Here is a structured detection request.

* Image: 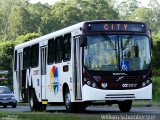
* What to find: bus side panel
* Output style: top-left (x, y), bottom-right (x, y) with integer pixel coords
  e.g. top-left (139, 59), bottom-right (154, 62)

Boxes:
top-left (13, 71), bottom-right (19, 101)
top-left (30, 67), bottom-right (41, 102)
top-left (46, 62), bottom-right (73, 103)
top-left (46, 64), bottom-right (62, 102)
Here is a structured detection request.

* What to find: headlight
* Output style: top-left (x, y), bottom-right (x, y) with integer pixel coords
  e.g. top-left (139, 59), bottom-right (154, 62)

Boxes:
top-left (101, 83), bottom-right (108, 88)
top-left (92, 83), bottom-right (96, 88)
top-left (87, 81), bottom-right (92, 86)
top-left (11, 97), bottom-right (15, 99)
top-left (142, 82), bottom-right (146, 87)
top-left (146, 79), bottom-right (150, 84)
top-left (142, 79), bottom-right (151, 87)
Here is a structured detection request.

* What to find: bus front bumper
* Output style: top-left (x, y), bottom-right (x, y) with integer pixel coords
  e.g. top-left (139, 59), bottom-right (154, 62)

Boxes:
top-left (82, 84), bottom-right (152, 101)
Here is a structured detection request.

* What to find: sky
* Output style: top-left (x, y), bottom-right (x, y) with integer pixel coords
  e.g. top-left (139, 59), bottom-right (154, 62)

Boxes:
top-left (29, 0), bottom-right (160, 6)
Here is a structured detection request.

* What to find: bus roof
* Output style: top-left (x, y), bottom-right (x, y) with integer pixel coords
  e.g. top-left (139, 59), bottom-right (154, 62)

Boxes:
top-left (14, 21), bottom-right (85, 50)
top-left (14, 20), bottom-right (147, 50)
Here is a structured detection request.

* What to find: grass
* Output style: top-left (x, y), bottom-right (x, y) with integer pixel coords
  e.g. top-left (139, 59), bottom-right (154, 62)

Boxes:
top-left (0, 101), bottom-right (160, 120)
top-left (133, 100), bottom-right (160, 107)
top-left (152, 77), bottom-right (160, 101)
top-left (0, 112), bottom-right (101, 120)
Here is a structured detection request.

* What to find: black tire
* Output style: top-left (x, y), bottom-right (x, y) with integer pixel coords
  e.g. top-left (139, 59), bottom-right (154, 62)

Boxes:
top-left (12, 103), bottom-right (17, 108)
top-left (118, 100), bottom-right (132, 112)
top-left (29, 89), bottom-right (43, 111)
top-left (64, 87), bottom-right (86, 113)
top-left (64, 87), bottom-right (76, 113)
top-left (3, 105), bottom-right (7, 108)
top-left (41, 104), bottom-right (47, 111)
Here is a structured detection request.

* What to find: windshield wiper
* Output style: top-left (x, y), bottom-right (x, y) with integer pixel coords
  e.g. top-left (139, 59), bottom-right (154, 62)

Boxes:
top-left (102, 35), bottom-right (116, 49)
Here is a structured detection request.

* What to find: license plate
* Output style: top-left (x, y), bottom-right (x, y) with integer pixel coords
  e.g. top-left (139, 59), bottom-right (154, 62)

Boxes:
top-left (3, 101), bottom-right (8, 104)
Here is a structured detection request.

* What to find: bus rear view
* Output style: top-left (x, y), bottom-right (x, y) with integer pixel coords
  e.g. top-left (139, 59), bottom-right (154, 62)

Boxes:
top-left (81, 21), bottom-right (152, 112)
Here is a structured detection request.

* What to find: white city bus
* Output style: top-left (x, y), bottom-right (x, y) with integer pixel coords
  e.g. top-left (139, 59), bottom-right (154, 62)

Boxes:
top-left (13, 20), bottom-right (152, 112)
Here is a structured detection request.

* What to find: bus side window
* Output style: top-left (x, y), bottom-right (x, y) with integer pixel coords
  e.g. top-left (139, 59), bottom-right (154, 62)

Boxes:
top-left (23, 46), bottom-right (31, 69)
top-left (48, 38), bottom-right (55, 64)
top-left (55, 36), bottom-right (63, 63)
top-left (31, 44), bottom-right (39, 68)
top-left (63, 34), bottom-right (71, 62)
top-left (14, 50), bottom-right (17, 71)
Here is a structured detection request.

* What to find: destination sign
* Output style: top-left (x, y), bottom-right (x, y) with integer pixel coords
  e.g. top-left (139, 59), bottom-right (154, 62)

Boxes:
top-left (87, 22), bottom-right (146, 32)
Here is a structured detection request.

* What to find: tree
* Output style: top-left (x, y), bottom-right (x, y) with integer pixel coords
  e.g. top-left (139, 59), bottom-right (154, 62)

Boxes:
top-left (148, 0), bottom-right (160, 32)
top-left (50, 0), bottom-right (119, 30)
top-left (27, 3), bottom-right (52, 35)
top-left (7, 6), bottom-right (31, 40)
top-left (152, 30), bottom-right (160, 68)
top-left (15, 32), bottom-right (41, 44)
top-left (0, 0), bottom-right (29, 40)
top-left (117, 0), bottom-right (139, 19)
top-left (0, 32), bottom-right (40, 84)
top-left (127, 7), bottom-right (153, 28)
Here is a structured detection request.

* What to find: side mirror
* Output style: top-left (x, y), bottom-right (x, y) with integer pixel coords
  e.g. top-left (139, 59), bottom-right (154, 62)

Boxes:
top-left (80, 35), bottom-right (87, 47)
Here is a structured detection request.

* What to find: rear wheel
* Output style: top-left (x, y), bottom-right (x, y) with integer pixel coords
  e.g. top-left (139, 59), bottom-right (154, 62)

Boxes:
top-left (118, 100), bottom-right (132, 112)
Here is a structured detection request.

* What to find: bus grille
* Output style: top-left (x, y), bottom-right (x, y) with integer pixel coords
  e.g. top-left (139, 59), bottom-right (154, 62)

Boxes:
top-left (102, 76), bottom-right (140, 82)
top-left (105, 94), bottom-right (135, 99)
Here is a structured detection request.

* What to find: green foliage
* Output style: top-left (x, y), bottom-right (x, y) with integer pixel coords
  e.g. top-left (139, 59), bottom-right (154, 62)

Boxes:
top-left (152, 31), bottom-right (160, 68)
top-left (152, 77), bottom-right (160, 101)
top-left (7, 6), bottom-right (31, 39)
top-left (27, 3), bottom-right (52, 34)
top-left (0, 40), bottom-right (15, 69)
top-left (127, 8), bottom-right (153, 26)
top-left (0, 32), bottom-right (40, 84)
top-left (153, 69), bottom-right (160, 77)
top-left (51, 0), bottom-right (119, 30)
top-left (15, 32), bottom-right (41, 44)
top-left (0, 0), bottom-right (29, 40)
top-left (117, 0), bottom-right (139, 19)
top-left (0, 113), bottom-right (99, 120)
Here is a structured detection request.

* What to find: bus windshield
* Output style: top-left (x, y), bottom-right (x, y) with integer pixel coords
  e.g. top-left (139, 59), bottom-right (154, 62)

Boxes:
top-left (84, 35), bottom-right (151, 71)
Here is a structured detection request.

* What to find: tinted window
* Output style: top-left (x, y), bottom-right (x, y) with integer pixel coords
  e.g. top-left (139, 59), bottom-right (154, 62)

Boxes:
top-left (55, 36), bottom-right (63, 63)
top-left (23, 47), bottom-right (31, 69)
top-left (63, 34), bottom-right (71, 61)
top-left (31, 44), bottom-right (39, 67)
top-left (48, 39), bottom-right (55, 64)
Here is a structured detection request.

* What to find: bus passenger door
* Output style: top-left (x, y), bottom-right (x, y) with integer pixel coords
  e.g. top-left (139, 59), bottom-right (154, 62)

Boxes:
top-left (17, 53), bottom-right (23, 101)
top-left (40, 46), bottom-right (47, 101)
top-left (74, 36), bottom-right (82, 100)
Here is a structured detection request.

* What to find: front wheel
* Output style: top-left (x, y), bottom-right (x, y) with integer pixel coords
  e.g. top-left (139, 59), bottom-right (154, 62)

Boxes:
top-left (118, 100), bottom-right (132, 112)
top-left (29, 89), bottom-right (45, 111)
top-left (64, 87), bottom-right (75, 112)
top-left (64, 87), bottom-right (86, 113)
